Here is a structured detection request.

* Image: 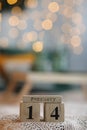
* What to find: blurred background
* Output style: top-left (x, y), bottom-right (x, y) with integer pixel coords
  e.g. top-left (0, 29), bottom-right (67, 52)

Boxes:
top-left (0, 0), bottom-right (87, 104)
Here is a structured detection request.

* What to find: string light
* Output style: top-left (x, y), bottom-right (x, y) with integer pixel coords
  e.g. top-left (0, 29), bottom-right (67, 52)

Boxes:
top-left (71, 35), bottom-right (81, 47)
top-left (48, 2), bottom-right (60, 13)
top-left (42, 19), bottom-right (53, 30)
top-left (9, 16), bottom-right (19, 26)
top-left (32, 41), bottom-right (43, 52)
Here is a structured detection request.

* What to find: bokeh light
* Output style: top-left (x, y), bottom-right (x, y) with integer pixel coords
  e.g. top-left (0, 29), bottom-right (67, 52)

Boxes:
top-left (27, 31), bottom-right (38, 42)
top-left (42, 19), bottom-right (53, 30)
top-left (63, 7), bottom-right (74, 18)
top-left (11, 6), bottom-right (22, 16)
top-left (7, 0), bottom-right (18, 5)
top-left (48, 2), bottom-right (60, 13)
top-left (32, 41), bottom-right (43, 52)
top-left (71, 35), bottom-right (81, 47)
top-left (9, 16), bottom-right (19, 26)
top-left (25, 0), bottom-right (38, 8)
top-left (23, 31), bottom-right (38, 43)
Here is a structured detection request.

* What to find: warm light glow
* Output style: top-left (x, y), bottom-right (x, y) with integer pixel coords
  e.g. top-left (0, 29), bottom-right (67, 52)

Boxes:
top-left (7, 0), bottom-right (17, 5)
top-left (9, 16), bottom-right (19, 26)
top-left (17, 20), bottom-right (27, 30)
top-left (71, 35), bottom-right (81, 47)
top-left (42, 19), bottom-right (53, 30)
top-left (23, 31), bottom-right (38, 43)
top-left (62, 23), bottom-right (72, 33)
top-left (25, 0), bottom-right (38, 8)
top-left (63, 7), bottom-right (74, 18)
top-left (72, 13), bottom-right (82, 25)
top-left (48, 2), bottom-right (60, 13)
top-left (27, 31), bottom-right (38, 42)
top-left (32, 41), bottom-right (43, 52)
top-left (9, 28), bottom-right (19, 38)
top-left (12, 6), bottom-right (22, 16)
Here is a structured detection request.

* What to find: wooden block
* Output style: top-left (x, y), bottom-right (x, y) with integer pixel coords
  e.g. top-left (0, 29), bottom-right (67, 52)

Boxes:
top-left (44, 103), bottom-right (64, 122)
top-left (23, 95), bottom-right (62, 103)
top-left (20, 102), bottom-right (40, 122)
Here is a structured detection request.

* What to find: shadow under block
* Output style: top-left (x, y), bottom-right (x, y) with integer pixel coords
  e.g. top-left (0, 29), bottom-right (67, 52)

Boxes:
top-left (20, 102), bottom-right (40, 122)
top-left (23, 95), bottom-right (62, 103)
top-left (44, 103), bottom-right (64, 122)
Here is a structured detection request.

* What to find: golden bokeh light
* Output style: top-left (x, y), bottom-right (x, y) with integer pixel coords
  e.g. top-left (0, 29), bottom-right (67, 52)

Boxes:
top-left (17, 20), bottom-right (27, 30)
top-left (48, 2), bottom-right (60, 13)
top-left (42, 19), bottom-right (53, 30)
top-left (27, 31), bottom-right (38, 42)
top-left (12, 6), bottom-right (22, 16)
top-left (62, 23), bottom-right (72, 33)
top-left (9, 16), bottom-right (19, 26)
top-left (23, 31), bottom-right (38, 43)
top-left (72, 13), bottom-right (82, 25)
top-left (32, 41), bottom-right (43, 52)
top-left (7, 0), bottom-right (17, 5)
top-left (71, 35), bottom-right (81, 47)
top-left (9, 28), bottom-right (19, 38)
top-left (25, 0), bottom-right (38, 8)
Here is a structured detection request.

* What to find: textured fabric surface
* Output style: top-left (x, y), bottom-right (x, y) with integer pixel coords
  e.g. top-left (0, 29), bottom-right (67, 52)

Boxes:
top-left (0, 103), bottom-right (87, 130)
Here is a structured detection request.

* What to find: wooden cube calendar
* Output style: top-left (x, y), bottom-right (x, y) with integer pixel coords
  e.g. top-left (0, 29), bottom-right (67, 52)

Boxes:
top-left (20, 95), bottom-right (64, 122)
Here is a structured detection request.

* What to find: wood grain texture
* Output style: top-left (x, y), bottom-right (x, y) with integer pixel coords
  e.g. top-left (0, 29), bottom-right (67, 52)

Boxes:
top-left (20, 102), bottom-right (40, 122)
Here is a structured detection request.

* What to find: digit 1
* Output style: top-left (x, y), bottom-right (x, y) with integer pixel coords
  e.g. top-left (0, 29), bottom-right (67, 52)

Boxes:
top-left (27, 106), bottom-right (33, 119)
